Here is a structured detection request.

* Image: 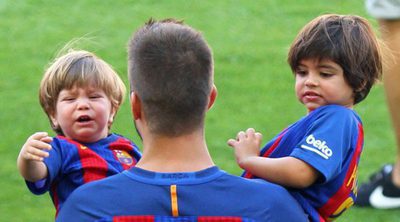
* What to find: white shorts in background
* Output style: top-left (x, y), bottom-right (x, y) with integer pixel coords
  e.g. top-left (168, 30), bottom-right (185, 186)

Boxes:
top-left (366, 0), bottom-right (400, 19)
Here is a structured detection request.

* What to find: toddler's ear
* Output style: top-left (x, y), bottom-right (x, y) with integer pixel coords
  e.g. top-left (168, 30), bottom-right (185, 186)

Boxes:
top-left (108, 115), bottom-right (114, 125)
top-left (49, 114), bottom-right (59, 129)
top-left (108, 107), bottom-right (117, 125)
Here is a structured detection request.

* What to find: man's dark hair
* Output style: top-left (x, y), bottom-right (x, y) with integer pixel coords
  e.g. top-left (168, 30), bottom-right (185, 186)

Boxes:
top-left (288, 14), bottom-right (382, 104)
top-left (128, 18), bottom-right (213, 136)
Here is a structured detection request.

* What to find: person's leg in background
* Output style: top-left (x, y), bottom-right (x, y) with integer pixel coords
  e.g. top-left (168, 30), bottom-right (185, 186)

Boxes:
top-left (356, 0), bottom-right (400, 209)
top-left (381, 19), bottom-right (400, 188)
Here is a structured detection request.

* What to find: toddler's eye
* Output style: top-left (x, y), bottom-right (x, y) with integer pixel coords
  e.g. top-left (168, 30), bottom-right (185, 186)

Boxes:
top-left (62, 97), bottom-right (74, 101)
top-left (89, 94), bottom-right (102, 99)
top-left (295, 70), bottom-right (307, 76)
top-left (320, 73), bottom-right (333, 78)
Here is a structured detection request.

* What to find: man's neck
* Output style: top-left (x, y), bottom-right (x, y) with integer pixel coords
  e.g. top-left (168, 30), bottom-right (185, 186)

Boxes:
top-left (135, 130), bottom-right (215, 172)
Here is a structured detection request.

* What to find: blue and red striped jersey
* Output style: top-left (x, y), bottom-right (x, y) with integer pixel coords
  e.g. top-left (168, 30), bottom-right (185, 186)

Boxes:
top-left (56, 166), bottom-right (308, 222)
top-left (243, 105), bottom-right (363, 222)
top-left (96, 215), bottom-right (255, 222)
top-left (26, 133), bottom-right (141, 216)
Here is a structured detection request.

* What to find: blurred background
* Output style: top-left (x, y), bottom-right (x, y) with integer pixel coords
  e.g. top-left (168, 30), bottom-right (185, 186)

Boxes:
top-left (1, 0), bottom-right (397, 221)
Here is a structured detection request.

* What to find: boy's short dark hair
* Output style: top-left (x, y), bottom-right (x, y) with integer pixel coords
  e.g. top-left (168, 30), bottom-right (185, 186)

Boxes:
top-left (128, 18), bottom-right (213, 136)
top-left (288, 14), bottom-right (382, 104)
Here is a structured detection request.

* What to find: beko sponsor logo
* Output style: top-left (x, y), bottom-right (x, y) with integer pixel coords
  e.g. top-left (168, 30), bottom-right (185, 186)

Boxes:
top-left (300, 134), bottom-right (333, 159)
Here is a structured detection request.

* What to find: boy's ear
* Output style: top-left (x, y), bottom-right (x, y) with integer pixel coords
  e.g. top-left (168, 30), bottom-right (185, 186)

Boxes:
top-left (130, 92), bottom-right (142, 120)
top-left (207, 84), bottom-right (217, 110)
top-left (49, 112), bottom-right (59, 128)
top-left (108, 107), bottom-right (117, 125)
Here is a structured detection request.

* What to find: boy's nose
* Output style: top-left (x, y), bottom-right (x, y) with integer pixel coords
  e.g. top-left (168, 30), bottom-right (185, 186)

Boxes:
top-left (305, 75), bottom-right (318, 87)
top-left (76, 98), bottom-right (90, 110)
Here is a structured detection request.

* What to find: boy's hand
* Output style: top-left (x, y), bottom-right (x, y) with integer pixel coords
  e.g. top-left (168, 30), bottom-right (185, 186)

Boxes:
top-left (227, 128), bottom-right (262, 168)
top-left (19, 132), bottom-right (52, 162)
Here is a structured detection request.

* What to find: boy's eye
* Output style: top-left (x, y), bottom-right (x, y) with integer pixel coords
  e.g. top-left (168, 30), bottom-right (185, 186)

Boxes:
top-left (320, 72), bottom-right (333, 78)
top-left (295, 70), bottom-right (307, 76)
top-left (62, 97), bottom-right (74, 101)
top-left (89, 94), bottom-right (103, 99)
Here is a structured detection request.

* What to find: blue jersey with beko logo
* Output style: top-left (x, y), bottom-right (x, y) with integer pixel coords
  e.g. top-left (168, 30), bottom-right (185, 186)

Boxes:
top-left (243, 105), bottom-right (363, 222)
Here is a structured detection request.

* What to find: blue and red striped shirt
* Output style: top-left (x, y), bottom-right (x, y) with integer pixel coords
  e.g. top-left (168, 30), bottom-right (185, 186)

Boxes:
top-left (26, 133), bottom-right (141, 216)
top-left (56, 166), bottom-right (308, 221)
top-left (243, 105), bottom-right (363, 222)
top-left (96, 215), bottom-right (255, 222)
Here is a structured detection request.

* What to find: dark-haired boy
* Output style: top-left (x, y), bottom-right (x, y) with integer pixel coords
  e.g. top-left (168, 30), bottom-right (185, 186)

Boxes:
top-left (229, 14), bottom-right (382, 222)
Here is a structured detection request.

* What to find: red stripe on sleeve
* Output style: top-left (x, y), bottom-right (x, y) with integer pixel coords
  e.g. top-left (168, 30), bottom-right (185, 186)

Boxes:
top-left (243, 131), bottom-right (287, 179)
top-left (317, 123), bottom-right (364, 220)
top-left (113, 215), bottom-right (155, 222)
top-left (261, 130), bottom-right (287, 158)
top-left (51, 182), bottom-right (60, 218)
top-left (198, 216), bottom-right (243, 221)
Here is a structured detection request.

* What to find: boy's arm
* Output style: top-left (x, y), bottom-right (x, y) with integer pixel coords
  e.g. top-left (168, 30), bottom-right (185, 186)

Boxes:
top-left (17, 132), bottom-right (52, 182)
top-left (228, 128), bottom-right (318, 188)
top-left (240, 156), bottom-right (318, 188)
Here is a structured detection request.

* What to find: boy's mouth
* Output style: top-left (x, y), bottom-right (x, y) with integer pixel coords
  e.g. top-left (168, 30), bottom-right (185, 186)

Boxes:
top-left (303, 91), bottom-right (321, 101)
top-left (304, 91), bottom-right (319, 96)
top-left (77, 115), bottom-right (92, 122)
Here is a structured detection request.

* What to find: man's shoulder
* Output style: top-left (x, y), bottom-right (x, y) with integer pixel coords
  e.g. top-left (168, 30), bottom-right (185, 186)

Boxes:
top-left (72, 172), bottom-right (128, 196)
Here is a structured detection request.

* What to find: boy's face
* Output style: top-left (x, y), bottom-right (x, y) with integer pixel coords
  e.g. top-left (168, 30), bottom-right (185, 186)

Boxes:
top-left (294, 58), bottom-right (354, 112)
top-left (50, 85), bottom-right (115, 143)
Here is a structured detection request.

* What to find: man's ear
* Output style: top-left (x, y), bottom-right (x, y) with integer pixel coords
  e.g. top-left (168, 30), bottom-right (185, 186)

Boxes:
top-left (130, 92), bottom-right (142, 120)
top-left (207, 84), bottom-right (217, 110)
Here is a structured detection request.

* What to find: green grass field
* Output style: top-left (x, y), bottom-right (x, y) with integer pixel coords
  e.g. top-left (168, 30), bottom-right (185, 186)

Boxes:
top-left (1, 0), bottom-right (399, 221)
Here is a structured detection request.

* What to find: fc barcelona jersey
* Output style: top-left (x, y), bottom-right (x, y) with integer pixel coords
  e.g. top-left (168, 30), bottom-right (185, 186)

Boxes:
top-left (56, 166), bottom-right (308, 222)
top-left (243, 105), bottom-right (363, 222)
top-left (26, 133), bottom-right (141, 216)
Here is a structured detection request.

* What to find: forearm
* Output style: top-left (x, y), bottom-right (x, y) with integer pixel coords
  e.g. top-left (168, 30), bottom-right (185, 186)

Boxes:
top-left (240, 156), bottom-right (318, 188)
top-left (17, 156), bottom-right (48, 182)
